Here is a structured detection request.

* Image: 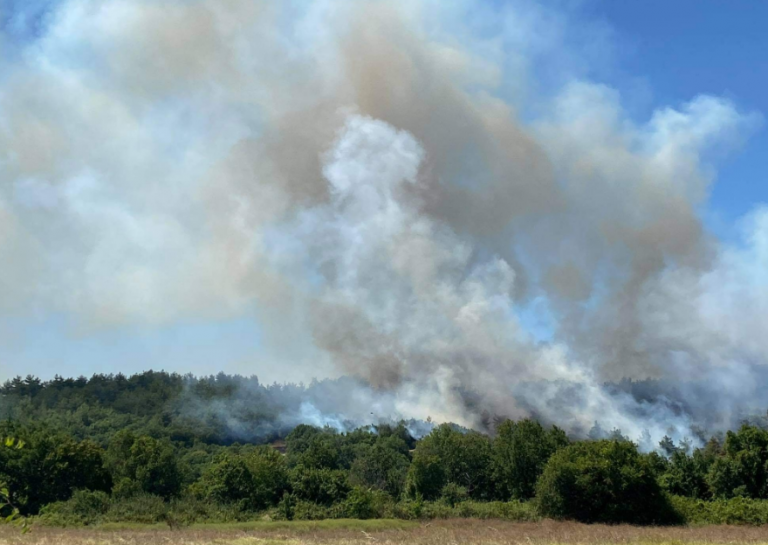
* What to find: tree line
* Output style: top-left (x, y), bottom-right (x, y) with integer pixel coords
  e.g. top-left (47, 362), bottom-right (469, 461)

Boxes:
top-left (3, 372), bottom-right (768, 525)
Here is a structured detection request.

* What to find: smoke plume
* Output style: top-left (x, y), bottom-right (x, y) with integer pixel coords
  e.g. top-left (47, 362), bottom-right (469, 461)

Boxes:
top-left (0, 0), bottom-right (765, 446)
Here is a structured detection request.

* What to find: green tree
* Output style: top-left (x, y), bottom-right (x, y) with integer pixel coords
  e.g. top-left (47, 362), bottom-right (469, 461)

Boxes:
top-left (0, 437), bottom-right (29, 533)
top-left (290, 466), bottom-right (350, 505)
top-left (707, 456), bottom-right (745, 498)
top-left (285, 426), bottom-right (344, 470)
top-left (107, 432), bottom-right (182, 499)
top-left (659, 435), bottom-right (678, 456)
top-left (643, 450), bottom-right (670, 479)
top-left (707, 425), bottom-right (768, 499)
top-left (247, 446), bottom-right (291, 508)
top-left (0, 429), bottom-right (111, 514)
top-left (405, 424), bottom-right (492, 500)
top-left (349, 442), bottom-right (410, 498)
top-left (491, 418), bottom-right (568, 500)
top-left (342, 486), bottom-right (379, 519)
top-left (659, 438), bottom-right (716, 500)
top-left (405, 453), bottom-right (445, 500)
top-left (536, 440), bottom-right (677, 524)
top-left (193, 454), bottom-right (258, 510)
top-left (285, 425), bottom-right (324, 459)
top-left (193, 446), bottom-right (289, 510)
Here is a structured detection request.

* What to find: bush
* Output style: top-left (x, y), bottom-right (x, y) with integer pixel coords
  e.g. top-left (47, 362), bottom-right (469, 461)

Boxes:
top-left (420, 500), bottom-right (538, 521)
top-left (167, 496), bottom-right (247, 524)
top-left (38, 490), bottom-right (111, 526)
top-left (535, 440), bottom-right (679, 524)
top-left (291, 500), bottom-right (340, 520)
top-left (104, 493), bottom-right (168, 524)
top-left (390, 498), bottom-right (424, 520)
top-left (341, 487), bottom-right (384, 519)
top-left (38, 492), bottom-right (254, 527)
top-left (276, 492), bottom-right (296, 521)
top-left (290, 466), bottom-right (350, 506)
top-left (441, 482), bottom-right (468, 507)
top-left (671, 495), bottom-right (768, 525)
top-left (68, 490), bottom-right (110, 520)
top-left (453, 500), bottom-right (537, 521)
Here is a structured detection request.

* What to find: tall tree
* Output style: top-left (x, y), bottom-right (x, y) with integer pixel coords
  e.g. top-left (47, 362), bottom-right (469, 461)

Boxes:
top-left (491, 419), bottom-right (568, 500)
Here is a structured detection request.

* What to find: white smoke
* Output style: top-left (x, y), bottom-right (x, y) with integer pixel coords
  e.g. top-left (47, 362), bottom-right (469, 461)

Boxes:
top-left (0, 0), bottom-right (766, 446)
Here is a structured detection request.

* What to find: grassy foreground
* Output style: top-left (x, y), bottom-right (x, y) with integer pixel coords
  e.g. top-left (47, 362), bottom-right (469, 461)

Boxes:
top-left (4, 519), bottom-right (768, 545)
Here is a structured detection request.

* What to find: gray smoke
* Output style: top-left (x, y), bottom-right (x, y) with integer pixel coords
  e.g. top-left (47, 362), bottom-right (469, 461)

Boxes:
top-left (0, 0), bottom-right (765, 447)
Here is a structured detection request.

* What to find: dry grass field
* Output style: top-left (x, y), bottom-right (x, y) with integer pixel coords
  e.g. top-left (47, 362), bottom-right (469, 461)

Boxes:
top-left (4, 520), bottom-right (768, 545)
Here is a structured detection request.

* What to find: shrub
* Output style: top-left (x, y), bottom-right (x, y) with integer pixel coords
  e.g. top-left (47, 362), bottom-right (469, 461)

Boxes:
top-left (341, 487), bottom-right (390, 519)
top-left (276, 492), bottom-right (296, 521)
top-left (535, 440), bottom-right (679, 524)
top-left (454, 500), bottom-right (537, 521)
top-left (291, 500), bottom-right (339, 520)
top-left (341, 487), bottom-right (375, 519)
top-left (39, 492), bottom-right (249, 528)
top-left (104, 493), bottom-right (168, 524)
top-left (391, 497), bottom-right (424, 520)
top-left (419, 499), bottom-right (538, 521)
top-left (671, 495), bottom-right (768, 525)
top-left (68, 490), bottom-right (110, 520)
top-left (441, 482), bottom-right (468, 507)
top-left (166, 496), bottom-right (246, 524)
top-left (38, 490), bottom-right (110, 526)
top-left (290, 466), bottom-right (350, 506)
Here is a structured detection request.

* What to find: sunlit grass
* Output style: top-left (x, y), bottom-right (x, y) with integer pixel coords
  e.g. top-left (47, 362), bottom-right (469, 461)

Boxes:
top-left (49, 518), bottom-right (417, 533)
top-left (5, 519), bottom-right (768, 545)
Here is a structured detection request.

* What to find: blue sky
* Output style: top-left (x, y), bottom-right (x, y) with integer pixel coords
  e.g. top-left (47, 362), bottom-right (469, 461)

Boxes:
top-left (589, 0), bottom-right (768, 232)
top-left (0, 0), bottom-right (765, 384)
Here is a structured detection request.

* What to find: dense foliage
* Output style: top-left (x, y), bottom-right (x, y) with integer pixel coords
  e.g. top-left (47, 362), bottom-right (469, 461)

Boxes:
top-left (0, 372), bottom-right (380, 446)
top-left (4, 372), bottom-right (768, 526)
top-left (492, 419), bottom-right (568, 500)
top-left (535, 440), bottom-right (677, 524)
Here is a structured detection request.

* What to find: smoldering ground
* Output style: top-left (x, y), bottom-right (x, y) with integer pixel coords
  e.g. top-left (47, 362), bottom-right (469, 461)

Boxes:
top-left (0, 0), bottom-right (765, 447)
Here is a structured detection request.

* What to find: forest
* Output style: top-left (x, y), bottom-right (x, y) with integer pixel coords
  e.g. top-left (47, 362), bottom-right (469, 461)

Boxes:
top-left (3, 371), bottom-right (768, 527)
